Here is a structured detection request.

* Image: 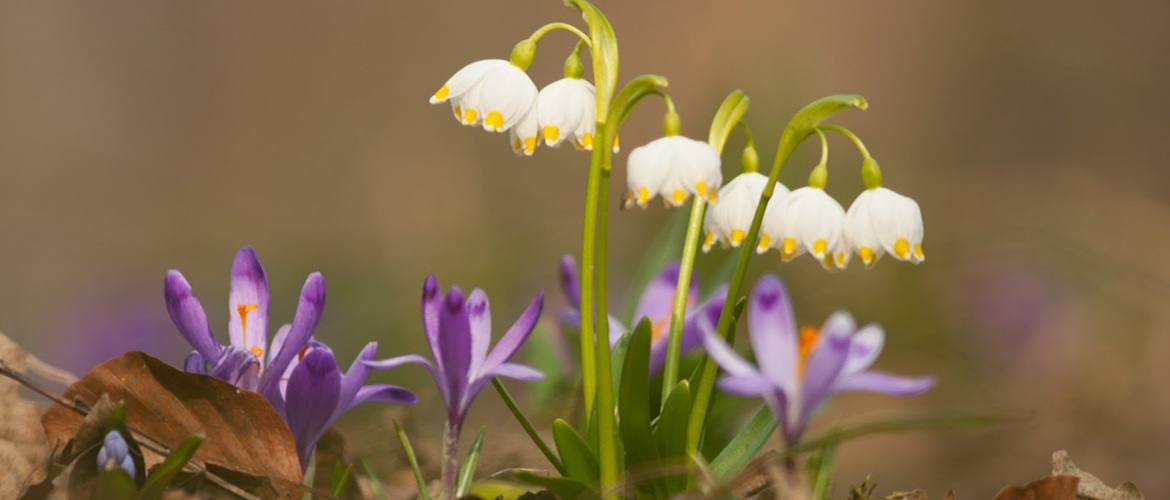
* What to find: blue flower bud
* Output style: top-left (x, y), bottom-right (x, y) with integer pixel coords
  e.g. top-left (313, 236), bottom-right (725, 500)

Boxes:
top-left (97, 430), bottom-right (136, 478)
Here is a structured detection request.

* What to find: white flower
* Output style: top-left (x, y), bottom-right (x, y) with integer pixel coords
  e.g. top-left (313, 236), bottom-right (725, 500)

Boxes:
top-left (703, 173), bottom-right (789, 251)
top-left (429, 59), bottom-right (540, 142)
top-left (624, 136), bottom-right (721, 209)
top-left (759, 186), bottom-right (846, 269)
top-left (538, 78), bottom-right (598, 150)
top-left (509, 106), bottom-right (540, 156)
top-left (844, 187), bottom-right (924, 267)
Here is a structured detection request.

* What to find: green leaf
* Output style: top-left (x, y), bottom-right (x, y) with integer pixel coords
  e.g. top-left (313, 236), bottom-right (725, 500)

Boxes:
top-left (708, 90), bottom-right (751, 152)
top-left (552, 419), bottom-right (599, 485)
top-left (563, 0), bottom-right (618, 119)
top-left (609, 330), bottom-right (632, 398)
top-left (96, 463), bottom-right (138, 500)
top-left (392, 419), bottom-right (430, 500)
top-left (607, 74), bottom-right (670, 133)
top-left (331, 461), bottom-right (354, 498)
top-left (361, 459), bottom-right (387, 500)
top-left (774, 94), bottom-right (868, 163)
top-left (470, 479), bottom-right (542, 500)
top-left (513, 469), bottom-right (599, 500)
top-left (618, 318), bottom-right (666, 497)
top-left (138, 433), bottom-right (203, 500)
top-left (653, 380), bottom-right (691, 496)
top-left (456, 427), bottom-right (486, 497)
top-left (710, 405), bottom-right (776, 480)
top-left (492, 378), bottom-right (567, 475)
top-left (808, 431), bottom-right (839, 500)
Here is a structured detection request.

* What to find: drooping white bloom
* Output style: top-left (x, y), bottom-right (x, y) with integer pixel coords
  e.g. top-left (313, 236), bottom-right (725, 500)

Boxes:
top-left (844, 187), bottom-right (924, 267)
top-left (703, 173), bottom-right (789, 251)
top-left (509, 106), bottom-right (540, 156)
top-left (429, 59), bottom-right (540, 152)
top-left (624, 136), bottom-right (721, 209)
top-left (538, 78), bottom-right (597, 150)
top-left (759, 186), bottom-right (846, 269)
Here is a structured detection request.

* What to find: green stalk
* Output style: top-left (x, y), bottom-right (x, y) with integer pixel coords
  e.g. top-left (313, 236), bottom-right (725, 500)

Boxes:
top-left (579, 139), bottom-right (602, 425)
top-left (492, 379), bottom-right (566, 475)
top-left (684, 94), bottom-right (869, 463)
top-left (660, 198), bottom-right (706, 407)
top-left (593, 120), bottom-right (620, 500)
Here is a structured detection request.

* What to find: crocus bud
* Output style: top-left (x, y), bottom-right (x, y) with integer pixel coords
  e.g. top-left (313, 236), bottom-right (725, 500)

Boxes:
top-left (97, 430), bottom-right (136, 478)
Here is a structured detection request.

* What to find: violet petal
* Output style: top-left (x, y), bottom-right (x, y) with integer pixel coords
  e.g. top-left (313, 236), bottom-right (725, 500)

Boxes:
top-left (284, 349), bottom-right (341, 471)
top-left (164, 270), bottom-right (221, 362)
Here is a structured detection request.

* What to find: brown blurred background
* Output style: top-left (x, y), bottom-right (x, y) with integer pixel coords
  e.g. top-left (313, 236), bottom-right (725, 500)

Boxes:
top-left (2, 1), bottom-right (1169, 497)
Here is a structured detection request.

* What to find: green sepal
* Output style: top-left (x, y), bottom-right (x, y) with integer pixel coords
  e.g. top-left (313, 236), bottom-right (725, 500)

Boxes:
top-left (510, 38), bottom-right (537, 71)
top-left (392, 419), bottom-right (431, 500)
top-left (808, 163), bottom-right (829, 189)
top-left (138, 433), bottom-right (203, 500)
top-left (331, 461), bottom-right (354, 498)
top-left (708, 90), bottom-right (751, 152)
top-left (653, 380), bottom-right (691, 495)
top-left (96, 463), bottom-right (139, 500)
top-left (552, 419), bottom-right (600, 485)
top-left (564, 46), bottom-right (586, 79)
top-left (709, 404), bottom-right (776, 480)
top-left (456, 427), bottom-right (486, 497)
top-left (741, 144), bottom-right (759, 174)
top-left (513, 469), bottom-right (599, 500)
top-left (564, 0), bottom-right (618, 120)
top-left (861, 156), bottom-right (883, 189)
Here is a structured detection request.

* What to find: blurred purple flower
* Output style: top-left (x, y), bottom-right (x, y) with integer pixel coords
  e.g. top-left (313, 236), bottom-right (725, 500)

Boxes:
top-left (559, 255), bottom-right (727, 373)
top-left (702, 275), bottom-right (935, 444)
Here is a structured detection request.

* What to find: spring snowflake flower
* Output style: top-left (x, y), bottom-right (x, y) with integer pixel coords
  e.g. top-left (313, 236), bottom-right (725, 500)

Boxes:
top-left (702, 275), bottom-right (935, 444)
top-left (624, 136), bottom-right (721, 209)
top-left (844, 187), bottom-right (925, 267)
top-left (429, 59), bottom-right (540, 155)
top-left (759, 186), bottom-right (846, 269)
top-left (538, 77), bottom-right (595, 150)
top-left (703, 172), bottom-right (789, 251)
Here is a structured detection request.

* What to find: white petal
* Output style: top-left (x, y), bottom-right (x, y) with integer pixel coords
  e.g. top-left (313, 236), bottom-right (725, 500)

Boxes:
top-left (655, 136), bottom-right (721, 207)
top-left (429, 59), bottom-right (510, 104)
top-left (509, 108), bottom-right (540, 156)
top-left (624, 138), bottom-right (672, 208)
top-left (538, 78), bottom-right (595, 148)
top-left (845, 189), bottom-right (885, 268)
top-left (475, 64), bottom-right (538, 133)
top-left (707, 173), bottom-right (774, 250)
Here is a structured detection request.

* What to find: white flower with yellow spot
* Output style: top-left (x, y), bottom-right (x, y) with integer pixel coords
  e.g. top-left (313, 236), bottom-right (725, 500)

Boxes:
top-left (624, 136), bottom-right (721, 209)
top-left (759, 186), bottom-right (845, 269)
top-left (844, 187), bottom-right (924, 267)
top-left (703, 173), bottom-right (789, 251)
top-left (538, 77), bottom-right (598, 151)
top-left (429, 59), bottom-right (539, 146)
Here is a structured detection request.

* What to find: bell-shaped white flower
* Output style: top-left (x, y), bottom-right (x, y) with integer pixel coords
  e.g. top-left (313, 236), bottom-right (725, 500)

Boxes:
top-left (703, 173), bottom-right (789, 251)
top-left (429, 59), bottom-right (539, 136)
top-left (759, 186), bottom-right (845, 269)
top-left (844, 187), bottom-right (924, 267)
top-left (509, 106), bottom-right (540, 156)
top-left (538, 78), bottom-right (597, 150)
top-left (624, 136), bottom-right (721, 209)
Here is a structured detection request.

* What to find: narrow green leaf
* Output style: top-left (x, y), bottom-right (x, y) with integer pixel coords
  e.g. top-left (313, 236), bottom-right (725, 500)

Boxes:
top-left (618, 318), bottom-right (666, 497)
top-left (552, 419), bottom-right (600, 485)
top-left (393, 419), bottom-right (431, 500)
top-left (138, 434), bottom-right (203, 500)
top-left (361, 459), bottom-right (387, 500)
top-left (607, 74), bottom-right (669, 133)
top-left (708, 90), bottom-right (751, 152)
top-left (808, 432), bottom-right (838, 500)
top-left (492, 378), bottom-right (567, 475)
top-left (331, 461), bottom-right (354, 498)
top-left (609, 330), bottom-right (632, 398)
top-left (456, 427), bottom-right (486, 497)
top-left (653, 380), bottom-right (691, 495)
top-left (96, 464), bottom-right (138, 500)
top-left (710, 405), bottom-right (776, 480)
top-left (513, 469), bottom-right (599, 500)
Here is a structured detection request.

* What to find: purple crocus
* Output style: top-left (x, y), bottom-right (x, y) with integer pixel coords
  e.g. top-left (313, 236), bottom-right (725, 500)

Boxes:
top-left (559, 255), bottom-right (727, 373)
top-left (702, 275), bottom-right (935, 444)
top-left (365, 274), bottom-right (544, 499)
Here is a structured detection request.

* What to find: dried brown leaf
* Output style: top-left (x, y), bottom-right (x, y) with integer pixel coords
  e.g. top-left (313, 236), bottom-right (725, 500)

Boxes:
top-left (886, 489), bottom-right (929, 500)
top-left (992, 475), bottom-right (1079, 500)
top-left (1051, 450), bottom-right (1144, 500)
top-left (0, 331), bottom-right (52, 498)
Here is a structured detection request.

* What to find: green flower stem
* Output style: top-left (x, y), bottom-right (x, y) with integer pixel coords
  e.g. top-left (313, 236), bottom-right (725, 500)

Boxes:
top-left (660, 197), bottom-right (707, 409)
top-left (592, 119), bottom-right (620, 500)
top-left (492, 378), bottom-right (566, 476)
top-left (530, 22), bottom-right (593, 47)
top-left (817, 124), bottom-right (869, 159)
top-left (579, 137), bottom-right (602, 427)
top-left (808, 128), bottom-right (829, 189)
top-left (819, 124), bottom-right (882, 189)
top-left (685, 95), bottom-right (869, 466)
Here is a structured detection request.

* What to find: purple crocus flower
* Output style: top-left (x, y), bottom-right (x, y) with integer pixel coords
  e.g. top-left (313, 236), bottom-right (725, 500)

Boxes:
top-left (365, 274), bottom-right (544, 498)
top-left (702, 275), bottom-right (935, 444)
top-left (164, 246), bottom-right (323, 405)
top-left (559, 255), bottom-right (727, 373)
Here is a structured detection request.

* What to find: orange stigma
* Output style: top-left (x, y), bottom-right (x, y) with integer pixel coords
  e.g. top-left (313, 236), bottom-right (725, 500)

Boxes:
top-left (798, 326), bottom-right (821, 379)
top-left (237, 303), bottom-right (259, 353)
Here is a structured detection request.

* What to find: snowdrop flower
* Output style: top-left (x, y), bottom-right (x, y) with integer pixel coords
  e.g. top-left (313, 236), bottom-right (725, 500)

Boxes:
top-left (759, 187), bottom-right (846, 269)
top-left (624, 136), bottom-right (721, 209)
top-left (429, 59), bottom-right (540, 154)
top-left (538, 78), bottom-right (596, 149)
top-left (702, 275), bottom-right (935, 444)
top-left (703, 172), bottom-right (789, 251)
top-left (844, 187), bottom-right (925, 267)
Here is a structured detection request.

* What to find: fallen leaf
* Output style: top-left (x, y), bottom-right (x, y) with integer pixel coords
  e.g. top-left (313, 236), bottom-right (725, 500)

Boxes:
top-left (41, 352), bottom-right (302, 488)
top-left (886, 489), bottom-right (928, 500)
top-left (991, 475), bottom-right (1078, 500)
top-left (1051, 450), bottom-right (1144, 500)
top-left (0, 331), bottom-right (52, 498)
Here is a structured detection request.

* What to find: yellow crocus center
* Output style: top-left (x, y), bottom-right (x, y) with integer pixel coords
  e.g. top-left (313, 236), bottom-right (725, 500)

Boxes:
top-left (433, 85), bottom-right (450, 101)
top-left (250, 346), bottom-right (264, 359)
top-left (894, 238), bottom-right (910, 259)
top-left (798, 326), bottom-right (820, 379)
top-left (484, 111), bottom-right (504, 131)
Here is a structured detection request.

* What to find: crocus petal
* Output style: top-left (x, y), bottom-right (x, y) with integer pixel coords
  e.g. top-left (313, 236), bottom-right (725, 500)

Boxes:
top-left (353, 384), bottom-right (418, 407)
top-left (486, 362), bottom-right (544, 381)
top-left (647, 286), bottom-right (726, 373)
top-left (228, 246), bottom-right (270, 361)
top-left (633, 261), bottom-right (697, 333)
top-left (559, 255), bottom-right (581, 309)
top-left (465, 289), bottom-right (492, 378)
top-left (267, 324), bottom-right (292, 368)
top-left (437, 286), bottom-right (473, 398)
top-left (747, 276), bottom-right (798, 389)
top-left (184, 351), bottom-right (208, 374)
top-left (479, 290), bottom-right (543, 375)
top-left (284, 349), bottom-right (341, 471)
top-left (259, 273), bottom-right (325, 399)
top-left (699, 319), bottom-right (757, 377)
top-left (421, 274), bottom-right (445, 375)
top-left (210, 346), bottom-right (260, 390)
top-left (164, 270), bottom-right (221, 362)
top-left (716, 373), bottom-right (775, 397)
top-left (842, 324), bottom-right (884, 377)
top-left (837, 371), bottom-right (936, 396)
top-left (336, 342), bottom-right (379, 419)
top-left (799, 312), bottom-right (855, 416)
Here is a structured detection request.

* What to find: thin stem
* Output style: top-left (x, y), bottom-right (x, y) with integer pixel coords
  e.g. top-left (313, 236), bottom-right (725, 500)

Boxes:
top-left (441, 420), bottom-right (460, 500)
top-left (492, 378), bottom-right (567, 475)
top-left (660, 196), bottom-right (707, 409)
top-left (530, 22), bottom-right (593, 47)
top-left (818, 124), bottom-right (870, 159)
top-left (579, 155), bottom-right (600, 426)
top-left (593, 120), bottom-right (620, 500)
top-left (738, 120), bottom-right (755, 150)
top-left (815, 128), bottom-right (829, 165)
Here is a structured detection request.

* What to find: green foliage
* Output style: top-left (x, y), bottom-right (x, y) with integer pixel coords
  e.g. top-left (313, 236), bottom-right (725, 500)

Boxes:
top-left (708, 90), bottom-right (751, 152)
top-left (392, 419), bottom-right (430, 500)
top-left (361, 459), bottom-right (388, 500)
top-left (331, 461), bottom-right (354, 498)
top-left (514, 470), bottom-right (599, 500)
top-left (618, 318), bottom-right (665, 497)
top-left (710, 405), bottom-right (776, 480)
top-left (653, 381), bottom-right (691, 496)
top-left (138, 434), bottom-right (203, 499)
top-left (553, 419), bottom-right (600, 486)
top-left (456, 428), bottom-right (486, 498)
top-left (96, 464), bottom-right (138, 500)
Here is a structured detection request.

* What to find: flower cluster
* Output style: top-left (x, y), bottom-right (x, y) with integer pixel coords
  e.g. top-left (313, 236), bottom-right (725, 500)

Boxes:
top-left (624, 135), bottom-right (722, 209)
